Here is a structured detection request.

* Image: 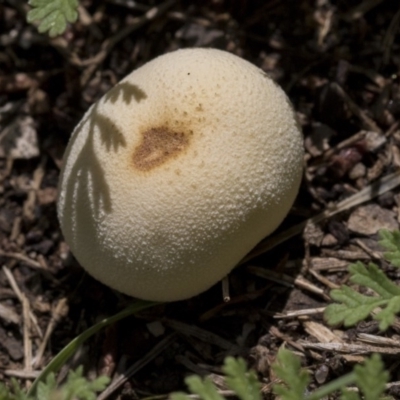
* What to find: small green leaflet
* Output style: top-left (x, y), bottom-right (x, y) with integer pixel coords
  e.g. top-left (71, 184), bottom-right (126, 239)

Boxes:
top-left (379, 229), bottom-right (400, 268)
top-left (27, 0), bottom-right (79, 37)
top-left (324, 285), bottom-right (387, 326)
top-left (182, 376), bottom-right (225, 400)
top-left (42, 366), bottom-right (110, 400)
top-left (36, 373), bottom-right (57, 400)
top-left (340, 389), bottom-right (361, 400)
top-left (0, 378), bottom-right (29, 400)
top-left (340, 354), bottom-right (390, 400)
top-left (349, 260), bottom-right (400, 298)
top-left (353, 354), bottom-right (389, 400)
top-left (325, 261), bottom-right (400, 330)
top-left (171, 358), bottom-right (261, 400)
top-left (0, 366), bottom-right (109, 400)
top-left (272, 347), bottom-right (309, 400)
top-left (170, 353), bottom-right (392, 400)
top-left (223, 357), bottom-right (261, 400)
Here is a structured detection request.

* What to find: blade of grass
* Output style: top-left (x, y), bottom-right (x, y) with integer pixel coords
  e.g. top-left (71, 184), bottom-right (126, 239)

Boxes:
top-left (28, 300), bottom-right (157, 396)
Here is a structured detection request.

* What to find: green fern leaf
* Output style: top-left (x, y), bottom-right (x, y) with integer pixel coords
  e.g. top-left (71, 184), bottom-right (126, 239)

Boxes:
top-left (375, 295), bottom-right (400, 330)
top-left (325, 285), bottom-right (386, 327)
top-left (325, 259), bottom-right (400, 330)
top-left (354, 354), bottom-right (389, 400)
top-left (0, 380), bottom-right (27, 400)
top-left (36, 373), bottom-right (57, 400)
top-left (349, 262), bottom-right (400, 298)
top-left (0, 384), bottom-right (11, 400)
top-left (27, 0), bottom-right (79, 37)
top-left (171, 358), bottom-right (261, 400)
top-left (340, 389), bottom-right (361, 400)
top-left (223, 357), bottom-right (261, 400)
top-left (10, 379), bottom-right (29, 400)
top-left (59, 366), bottom-right (110, 400)
top-left (183, 376), bottom-right (225, 400)
top-left (272, 348), bottom-right (309, 400)
top-left (379, 229), bottom-right (400, 268)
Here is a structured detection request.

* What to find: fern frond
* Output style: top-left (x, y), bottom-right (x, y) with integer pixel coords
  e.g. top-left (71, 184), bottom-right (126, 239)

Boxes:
top-left (27, 0), bottom-right (79, 37)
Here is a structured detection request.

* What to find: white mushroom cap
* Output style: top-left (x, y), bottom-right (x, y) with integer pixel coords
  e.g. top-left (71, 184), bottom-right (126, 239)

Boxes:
top-left (57, 48), bottom-right (303, 302)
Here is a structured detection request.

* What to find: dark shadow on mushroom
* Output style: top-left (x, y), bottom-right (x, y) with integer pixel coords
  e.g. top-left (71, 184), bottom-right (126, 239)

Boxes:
top-left (96, 112), bottom-right (127, 152)
top-left (60, 81), bottom-right (148, 252)
top-left (60, 106), bottom-right (129, 249)
top-left (103, 81), bottom-right (147, 104)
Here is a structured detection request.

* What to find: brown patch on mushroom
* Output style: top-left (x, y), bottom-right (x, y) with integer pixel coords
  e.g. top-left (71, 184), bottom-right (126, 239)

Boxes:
top-left (132, 127), bottom-right (189, 171)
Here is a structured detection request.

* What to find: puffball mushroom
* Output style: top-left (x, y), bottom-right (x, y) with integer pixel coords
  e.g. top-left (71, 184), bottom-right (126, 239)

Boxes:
top-left (57, 48), bottom-right (303, 302)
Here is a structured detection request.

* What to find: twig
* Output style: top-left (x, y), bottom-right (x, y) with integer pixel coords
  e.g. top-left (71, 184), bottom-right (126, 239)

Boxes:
top-left (248, 266), bottom-right (329, 300)
top-left (22, 294), bottom-right (32, 372)
top-left (330, 83), bottom-right (382, 133)
top-left (242, 169), bottom-right (400, 262)
top-left (33, 298), bottom-right (69, 368)
top-left (299, 341), bottom-right (400, 354)
top-left (357, 333), bottom-right (400, 347)
top-left (343, 0), bottom-right (385, 21)
top-left (222, 276), bottom-right (230, 302)
top-left (97, 333), bottom-right (176, 400)
top-left (4, 370), bottom-right (41, 379)
top-left (80, 0), bottom-right (177, 86)
top-left (269, 326), bottom-right (305, 353)
top-left (308, 269), bottom-right (340, 290)
top-left (2, 266), bottom-right (43, 338)
top-left (382, 6), bottom-right (400, 65)
top-left (353, 238), bottom-right (383, 261)
top-left (0, 249), bottom-right (44, 269)
top-left (270, 307), bottom-right (325, 319)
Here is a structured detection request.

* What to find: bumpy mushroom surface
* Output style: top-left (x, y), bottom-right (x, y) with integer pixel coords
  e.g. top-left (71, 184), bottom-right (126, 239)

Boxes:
top-left (57, 48), bottom-right (303, 301)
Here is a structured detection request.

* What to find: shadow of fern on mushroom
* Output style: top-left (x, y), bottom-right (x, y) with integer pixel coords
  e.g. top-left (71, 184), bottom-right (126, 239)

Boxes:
top-left (103, 81), bottom-right (147, 105)
top-left (58, 105), bottom-right (127, 249)
top-left (57, 48), bottom-right (304, 302)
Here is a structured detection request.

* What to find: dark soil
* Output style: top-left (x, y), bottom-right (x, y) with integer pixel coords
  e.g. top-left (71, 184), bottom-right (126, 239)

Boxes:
top-left (1, 0), bottom-right (400, 398)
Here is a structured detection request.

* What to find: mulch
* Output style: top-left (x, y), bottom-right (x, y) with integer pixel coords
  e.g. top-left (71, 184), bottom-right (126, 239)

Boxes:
top-left (1, 0), bottom-right (400, 398)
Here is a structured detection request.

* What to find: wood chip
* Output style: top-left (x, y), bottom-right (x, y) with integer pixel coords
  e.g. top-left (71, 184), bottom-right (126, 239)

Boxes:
top-left (303, 321), bottom-right (343, 343)
top-left (306, 257), bottom-right (349, 271)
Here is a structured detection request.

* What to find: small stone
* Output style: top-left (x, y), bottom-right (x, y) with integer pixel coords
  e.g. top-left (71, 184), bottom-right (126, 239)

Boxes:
top-left (348, 204), bottom-right (399, 235)
top-left (348, 162), bottom-right (366, 180)
top-left (315, 364), bottom-right (330, 384)
top-left (321, 233), bottom-right (338, 247)
top-left (146, 321), bottom-right (165, 337)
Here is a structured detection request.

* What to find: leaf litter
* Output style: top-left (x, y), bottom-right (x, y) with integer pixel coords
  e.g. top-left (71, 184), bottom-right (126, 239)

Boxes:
top-left (1, 0), bottom-right (400, 399)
